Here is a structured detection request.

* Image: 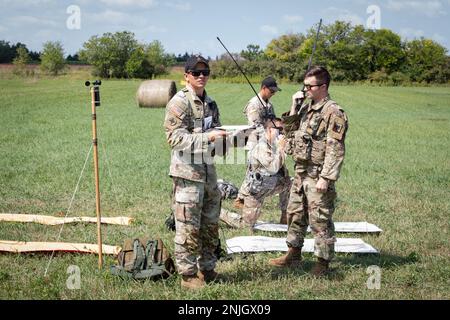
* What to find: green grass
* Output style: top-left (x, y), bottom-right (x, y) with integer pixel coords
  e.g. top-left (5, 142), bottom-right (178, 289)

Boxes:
top-left (0, 77), bottom-right (449, 299)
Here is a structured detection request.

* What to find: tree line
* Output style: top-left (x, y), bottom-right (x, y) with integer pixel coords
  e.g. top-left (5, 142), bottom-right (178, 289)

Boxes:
top-left (1, 20), bottom-right (449, 83)
top-left (212, 21), bottom-right (449, 84)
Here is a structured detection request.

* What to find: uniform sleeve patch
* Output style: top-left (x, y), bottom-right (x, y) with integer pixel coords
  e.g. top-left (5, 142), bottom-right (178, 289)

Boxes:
top-left (329, 116), bottom-right (346, 140)
top-left (165, 114), bottom-right (182, 130)
top-left (169, 105), bottom-right (185, 118)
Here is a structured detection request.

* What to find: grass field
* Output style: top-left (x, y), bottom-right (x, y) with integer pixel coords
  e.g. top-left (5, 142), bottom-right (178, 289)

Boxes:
top-left (0, 76), bottom-right (449, 300)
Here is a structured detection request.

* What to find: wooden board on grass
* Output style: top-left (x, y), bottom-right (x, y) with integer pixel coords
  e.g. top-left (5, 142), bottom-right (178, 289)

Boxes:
top-left (0, 240), bottom-right (121, 255)
top-left (0, 213), bottom-right (133, 226)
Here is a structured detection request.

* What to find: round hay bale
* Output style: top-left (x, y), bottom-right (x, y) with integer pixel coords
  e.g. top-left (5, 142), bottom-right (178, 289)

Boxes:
top-left (136, 80), bottom-right (177, 108)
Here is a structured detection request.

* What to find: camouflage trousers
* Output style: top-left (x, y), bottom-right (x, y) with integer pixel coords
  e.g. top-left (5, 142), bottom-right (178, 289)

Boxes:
top-left (172, 177), bottom-right (221, 276)
top-left (286, 171), bottom-right (337, 261)
top-left (241, 174), bottom-right (292, 226)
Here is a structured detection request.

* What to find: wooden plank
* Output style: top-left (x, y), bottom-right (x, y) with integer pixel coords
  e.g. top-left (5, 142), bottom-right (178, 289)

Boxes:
top-left (0, 240), bottom-right (121, 255)
top-left (0, 213), bottom-right (133, 226)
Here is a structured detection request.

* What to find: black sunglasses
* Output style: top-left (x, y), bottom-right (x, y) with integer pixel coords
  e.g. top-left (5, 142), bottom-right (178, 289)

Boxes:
top-left (303, 83), bottom-right (324, 90)
top-left (189, 69), bottom-right (210, 77)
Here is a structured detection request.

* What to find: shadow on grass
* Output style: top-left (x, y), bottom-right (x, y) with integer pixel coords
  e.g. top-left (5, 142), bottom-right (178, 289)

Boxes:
top-left (217, 250), bottom-right (420, 284)
top-left (336, 250), bottom-right (420, 270)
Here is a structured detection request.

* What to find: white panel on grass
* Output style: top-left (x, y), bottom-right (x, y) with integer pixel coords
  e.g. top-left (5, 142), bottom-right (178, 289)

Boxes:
top-left (253, 221), bottom-right (382, 233)
top-left (226, 236), bottom-right (378, 254)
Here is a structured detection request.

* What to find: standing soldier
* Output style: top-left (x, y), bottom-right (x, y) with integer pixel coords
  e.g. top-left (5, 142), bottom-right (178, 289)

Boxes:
top-left (269, 66), bottom-right (348, 277)
top-left (234, 77), bottom-right (287, 224)
top-left (164, 55), bottom-right (228, 289)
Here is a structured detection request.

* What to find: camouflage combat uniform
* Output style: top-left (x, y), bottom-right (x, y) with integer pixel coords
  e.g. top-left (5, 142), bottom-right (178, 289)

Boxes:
top-left (164, 86), bottom-right (222, 276)
top-left (282, 95), bottom-right (348, 261)
top-left (242, 94), bottom-right (276, 152)
top-left (241, 135), bottom-right (291, 226)
top-left (237, 95), bottom-right (277, 199)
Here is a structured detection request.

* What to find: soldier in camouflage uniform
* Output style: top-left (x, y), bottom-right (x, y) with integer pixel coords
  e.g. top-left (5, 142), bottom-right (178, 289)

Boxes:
top-left (234, 77), bottom-right (287, 224)
top-left (220, 118), bottom-right (291, 228)
top-left (268, 66), bottom-right (348, 277)
top-left (164, 55), bottom-right (229, 289)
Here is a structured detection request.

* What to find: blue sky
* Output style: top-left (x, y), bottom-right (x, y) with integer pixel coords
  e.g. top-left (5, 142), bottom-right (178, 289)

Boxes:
top-left (0, 0), bottom-right (449, 57)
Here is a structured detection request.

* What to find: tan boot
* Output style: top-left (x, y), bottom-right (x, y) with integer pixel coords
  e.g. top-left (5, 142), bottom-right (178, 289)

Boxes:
top-left (198, 269), bottom-right (220, 283)
top-left (268, 247), bottom-right (302, 267)
top-left (219, 209), bottom-right (243, 228)
top-left (181, 274), bottom-right (205, 290)
top-left (233, 198), bottom-right (244, 209)
top-left (311, 258), bottom-right (330, 277)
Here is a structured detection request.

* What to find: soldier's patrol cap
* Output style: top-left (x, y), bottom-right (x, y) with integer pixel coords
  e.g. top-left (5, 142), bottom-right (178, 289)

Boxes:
top-left (261, 76), bottom-right (281, 92)
top-left (185, 55), bottom-right (209, 72)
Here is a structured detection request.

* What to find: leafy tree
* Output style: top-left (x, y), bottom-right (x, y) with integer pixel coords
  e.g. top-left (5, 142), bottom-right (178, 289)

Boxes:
top-left (316, 22), bottom-right (369, 81)
top-left (79, 31), bottom-right (138, 78)
top-left (126, 45), bottom-right (154, 79)
top-left (40, 41), bottom-right (67, 76)
top-left (12, 45), bottom-right (31, 76)
top-left (265, 34), bottom-right (306, 63)
top-left (0, 40), bottom-right (15, 63)
top-left (66, 54), bottom-right (79, 62)
top-left (146, 40), bottom-right (174, 77)
top-left (362, 29), bottom-right (405, 74)
top-left (241, 44), bottom-right (264, 61)
top-left (405, 38), bottom-right (448, 83)
top-left (0, 41), bottom-right (35, 63)
top-left (79, 32), bottom-right (173, 78)
top-left (28, 50), bottom-right (41, 62)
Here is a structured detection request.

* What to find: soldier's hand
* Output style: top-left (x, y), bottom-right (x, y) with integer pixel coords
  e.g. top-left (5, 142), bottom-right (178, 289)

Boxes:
top-left (207, 129), bottom-right (229, 142)
top-left (316, 177), bottom-right (329, 193)
top-left (290, 91), bottom-right (305, 115)
top-left (277, 135), bottom-right (287, 150)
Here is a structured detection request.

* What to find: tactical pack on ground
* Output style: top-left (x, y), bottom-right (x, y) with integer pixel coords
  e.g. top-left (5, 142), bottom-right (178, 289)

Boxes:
top-left (110, 238), bottom-right (176, 280)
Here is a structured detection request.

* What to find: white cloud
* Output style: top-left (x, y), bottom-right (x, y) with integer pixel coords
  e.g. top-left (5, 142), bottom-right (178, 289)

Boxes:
top-left (88, 10), bottom-right (160, 28)
top-left (164, 2), bottom-right (191, 11)
top-left (324, 7), bottom-right (364, 25)
top-left (260, 25), bottom-right (278, 35)
top-left (0, 0), bottom-right (55, 6)
top-left (140, 25), bottom-right (167, 33)
top-left (99, 0), bottom-right (158, 8)
top-left (399, 27), bottom-right (425, 39)
top-left (0, 25), bottom-right (7, 32)
top-left (282, 15), bottom-right (303, 24)
top-left (431, 33), bottom-right (446, 44)
top-left (386, 0), bottom-right (447, 17)
top-left (7, 15), bottom-right (58, 28)
top-left (399, 29), bottom-right (448, 47)
top-left (89, 10), bottom-right (132, 24)
top-left (35, 29), bottom-right (62, 40)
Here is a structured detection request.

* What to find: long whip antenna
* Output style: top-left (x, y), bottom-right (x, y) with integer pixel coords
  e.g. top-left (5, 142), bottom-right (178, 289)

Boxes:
top-left (295, 18), bottom-right (323, 110)
top-left (216, 37), bottom-right (279, 130)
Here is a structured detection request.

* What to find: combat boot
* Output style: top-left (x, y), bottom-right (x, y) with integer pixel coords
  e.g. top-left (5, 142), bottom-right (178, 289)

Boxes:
top-left (311, 258), bottom-right (330, 277)
top-left (198, 269), bottom-right (221, 283)
top-left (233, 198), bottom-right (244, 209)
top-left (279, 211), bottom-right (287, 225)
top-left (181, 274), bottom-right (205, 290)
top-left (219, 209), bottom-right (243, 229)
top-left (268, 247), bottom-right (302, 267)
